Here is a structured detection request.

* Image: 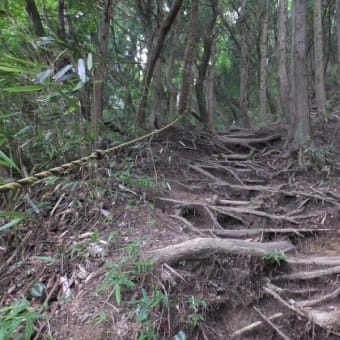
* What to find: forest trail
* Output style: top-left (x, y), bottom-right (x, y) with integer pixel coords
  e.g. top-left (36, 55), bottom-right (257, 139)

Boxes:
top-left (1, 113), bottom-right (340, 339)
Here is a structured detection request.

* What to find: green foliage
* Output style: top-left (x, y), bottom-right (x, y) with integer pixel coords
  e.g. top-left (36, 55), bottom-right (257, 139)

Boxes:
top-left (0, 299), bottom-right (45, 340)
top-left (303, 145), bottom-right (335, 177)
top-left (262, 250), bottom-right (287, 266)
top-left (93, 310), bottom-right (107, 325)
top-left (96, 240), bottom-right (151, 306)
top-left (186, 296), bottom-right (207, 328)
top-left (128, 287), bottom-right (168, 340)
top-left (0, 211), bottom-right (31, 232)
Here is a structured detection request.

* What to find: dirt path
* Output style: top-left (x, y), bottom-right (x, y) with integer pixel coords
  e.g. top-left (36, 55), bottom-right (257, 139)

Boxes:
top-left (1, 115), bottom-right (340, 339)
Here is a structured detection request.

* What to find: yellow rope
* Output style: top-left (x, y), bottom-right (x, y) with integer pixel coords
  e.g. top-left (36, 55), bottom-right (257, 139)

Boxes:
top-left (0, 116), bottom-right (182, 194)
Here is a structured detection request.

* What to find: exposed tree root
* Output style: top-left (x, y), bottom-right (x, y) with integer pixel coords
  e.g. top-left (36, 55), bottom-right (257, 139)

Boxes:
top-left (142, 237), bottom-right (294, 265)
top-left (275, 265), bottom-right (340, 281)
top-left (160, 198), bottom-right (300, 227)
top-left (286, 255), bottom-right (340, 266)
top-left (201, 227), bottom-right (330, 239)
top-left (264, 284), bottom-right (340, 336)
top-left (297, 286), bottom-right (340, 307)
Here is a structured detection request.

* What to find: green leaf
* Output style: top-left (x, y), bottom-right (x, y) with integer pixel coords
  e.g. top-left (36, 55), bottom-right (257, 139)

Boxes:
top-left (87, 53), bottom-right (93, 71)
top-left (30, 282), bottom-right (46, 297)
top-left (4, 85), bottom-right (42, 93)
top-left (31, 256), bottom-right (58, 263)
top-left (0, 150), bottom-right (21, 173)
top-left (35, 69), bottom-right (53, 83)
top-left (115, 285), bottom-right (121, 305)
top-left (0, 65), bottom-right (28, 74)
top-left (77, 58), bottom-right (86, 82)
top-left (55, 64), bottom-right (73, 82)
top-left (0, 211), bottom-right (30, 218)
top-left (0, 218), bottom-right (23, 231)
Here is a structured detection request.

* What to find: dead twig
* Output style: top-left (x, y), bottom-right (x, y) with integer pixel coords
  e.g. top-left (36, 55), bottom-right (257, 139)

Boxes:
top-left (231, 312), bottom-right (283, 338)
top-left (253, 307), bottom-right (291, 340)
top-left (169, 214), bottom-right (207, 236)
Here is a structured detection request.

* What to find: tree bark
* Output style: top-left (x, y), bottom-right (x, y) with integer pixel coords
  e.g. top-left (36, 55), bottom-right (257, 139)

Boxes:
top-left (166, 23), bottom-right (179, 118)
top-left (277, 0), bottom-right (289, 123)
top-left (206, 37), bottom-right (217, 130)
top-left (313, 0), bottom-right (327, 115)
top-left (25, 0), bottom-right (45, 37)
top-left (336, 0), bottom-right (340, 75)
top-left (142, 238), bottom-right (294, 265)
top-left (136, 0), bottom-right (184, 129)
top-left (92, 0), bottom-right (114, 122)
top-left (239, 0), bottom-right (251, 128)
top-left (259, 0), bottom-right (269, 124)
top-left (195, 0), bottom-right (218, 129)
top-left (178, 0), bottom-right (199, 116)
top-left (290, 0), bottom-right (310, 150)
top-left (57, 0), bottom-right (66, 39)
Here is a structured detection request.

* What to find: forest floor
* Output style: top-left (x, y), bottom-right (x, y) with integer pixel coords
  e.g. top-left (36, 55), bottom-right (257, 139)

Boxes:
top-left (1, 111), bottom-right (340, 339)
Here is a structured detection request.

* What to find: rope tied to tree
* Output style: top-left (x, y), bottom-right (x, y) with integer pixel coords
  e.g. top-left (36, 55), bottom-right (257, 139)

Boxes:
top-left (0, 116), bottom-right (182, 194)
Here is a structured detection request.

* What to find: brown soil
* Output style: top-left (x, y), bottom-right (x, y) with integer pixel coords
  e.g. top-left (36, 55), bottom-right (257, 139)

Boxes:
top-left (1, 112), bottom-right (340, 339)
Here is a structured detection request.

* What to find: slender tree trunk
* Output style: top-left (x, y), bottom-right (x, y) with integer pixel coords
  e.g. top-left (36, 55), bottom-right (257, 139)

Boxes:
top-left (206, 38), bottom-right (217, 130)
top-left (136, 0), bottom-right (183, 128)
top-left (336, 0), bottom-right (340, 73)
top-left (313, 0), bottom-right (326, 115)
top-left (178, 0), bottom-right (199, 116)
top-left (290, 0), bottom-right (310, 150)
top-left (239, 0), bottom-right (251, 128)
top-left (259, 0), bottom-right (269, 124)
top-left (151, 58), bottom-right (165, 127)
top-left (166, 24), bottom-right (179, 118)
top-left (57, 0), bottom-right (66, 39)
top-left (195, 0), bottom-right (217, 128)
top-left (25, 0), bottom-right (45, 36)
top-left (92, 0), bottom-right (113, 122)
top-left (277, 0), bottom-right (289, 123)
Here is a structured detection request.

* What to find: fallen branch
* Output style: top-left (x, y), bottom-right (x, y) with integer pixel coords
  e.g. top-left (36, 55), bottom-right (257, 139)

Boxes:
top-left (230, 312), bottom-right (283, 338)
top-left (253, 307), bottom-right (291, 340)
top-left (142, 237), bottom-right (294, 265)
top-left (169, 215), bottom-right (206, 236)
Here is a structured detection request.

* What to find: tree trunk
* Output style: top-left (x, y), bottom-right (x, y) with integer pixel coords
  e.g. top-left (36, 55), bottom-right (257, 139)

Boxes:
top-left (336, 0), bottom-right (340, 75)
top-left (57, 0), bottom-right (66, 39)
top-left (25, 0), bottom-right (45, 37)
top-left (259, 0), bottom-right (269, 124)
top-left (239, 0), bottom-right (251, 128)
top-left (178, 0), bottom-right (199, 116)
top-left (166, 24), bottom-right (179, 118)
top-left (195, 0), bottom-right (217, 128)
top-left (92, 0), bottom-right (113, 122)
top-left (136, 0), bottom-right (183, 129)
top-left (151, 58), bottom-right (165, 127)
top-left (313, 0), bottom-right (327, 115)
top-left (206, 37), bottom-right (217, 130)
top-left (277, 0), bottom-right (289, 123)
top-left (290, 0), bottom-right (310, 150)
